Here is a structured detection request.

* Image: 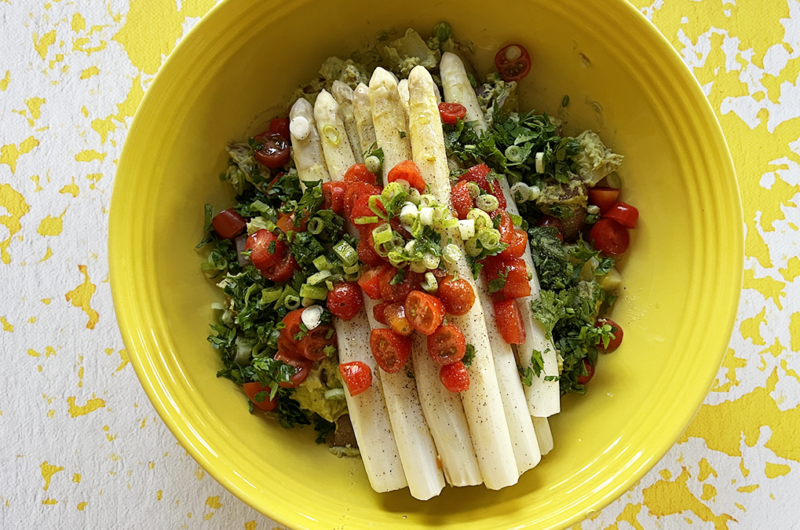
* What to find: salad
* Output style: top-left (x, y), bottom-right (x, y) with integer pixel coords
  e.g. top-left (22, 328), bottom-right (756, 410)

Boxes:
top-left (198, 23), bottom-right (638, 500)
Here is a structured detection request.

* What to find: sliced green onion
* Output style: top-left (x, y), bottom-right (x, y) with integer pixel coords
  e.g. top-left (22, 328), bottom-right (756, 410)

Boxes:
top-left (585, 213), bottom-right (599, 225)
top-left (344, 269), bottom-right (361, 281)
top-left (535, 152), bottom-right (545, 173)
top-left (368, 195), bottom-right (388, 220)
top-left (365, 155), bottom-right (381, 174)
top-left (422, 253), bottom-right (440, 270)
top-left (284, 295), bottom-right (301, 310)
top-left (419, 207), bottom-right (434, 226)
top-left (464, 236), bottom-right (481, 257)
top-left (478, 228), bottom-right (501, 250)
top-left (409, 260), bottom-right (427, 273)
top-left (354, 215), bottom-right (379, 225)
top-left (322, 124), bottom-right (340, 145)
top-left (326, 280), bottom-right (334, 291)
top-left (458, 219), bottom-right (475, 240)
top-left (587, 204), bottom-right (600, 215)
top-left (324, 388), bottom-right (346, 400)
top-left (418, 194), bottom-right (437, 208)
top-left (211, 302), bottom-right (226, 311)
top-left (387, 251), bottom-right (406, 268)
top-left (441, 217), bottom-right (458, 229)
top-left (509, 213), bottom-right (524, 228)
top-left (442, 243), bottom-right (462, 264)
top-left (261, 287), bottom-right (283, 304)
top-left (467, 208), bottom-right (492, 230)
top-left (313, 255), bottom-right (332, 271)
top-left (276, 286), bottom-right (298, 308)
top-left (465, 182), bottom-right (481, 199)
top-left (343, 263), bottom-right (360, 274)
top-left (505, 145), bottom-right (524, 163)
top-left (382, 182), bottom-right (408, 203)
top-left (372, 223), bottom-right (393, 245)
top-left (301, 296), bottom-right (316, 307)
top-left (605, 172), bottom-right (623, 189)
top-left (399, 202), bottom-right (418, 227)
top-left (407, 188), bottom-right (421, 205)
top-left (300, 284), bottom-right (328, 300)
top-left (421, 272), bottom-right (438, 293)
top-left (308, 269), bottom-right (332, 286)
top-left (333, 240), bottom-right (358, 267)
top-left (307, 217), bottom-right (325, 235)
top-left (476, 194), bottom-right (499, 213)
top-left (528, 185), bottom-right (541, 201)
top-left (510, 182), bottom-right (531, 203)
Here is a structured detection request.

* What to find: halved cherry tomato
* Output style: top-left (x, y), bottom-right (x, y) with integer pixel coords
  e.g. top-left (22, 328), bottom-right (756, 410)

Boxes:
top-left (451, 180), bottom-right (474, 219)
top-left (358, 265), bottom-right (387, 300)
top-left (269, 117), bottom-right (291, 141)
top-left (384, 302), bottom-right (413, 336)
top-left (596, 318), bottom-right (624, 352)
top-left (252, 131), bottom-right (290, 168)
top-left (280, 309), bottom-right (305, 343)
top-left (493, 210), bottom-right (527, 259)
top-left (536, 216), bottom-right (564, 242)
top-left (438, 102), bottom-right (467, 125)
top-left (261, 248), bottom-right (298, 282)
top-left (379, 267), bottom-right (421, 303)
top-left (370, 328), bottom-right (412, 373)
top-left (344, 182), bottom-right (380, 221)
top-left (277, 213), bottom-right (307, 234)
top-left (322, 181), bottom-right (347, 214)
top-left (427, 324), bottom-right (466, 365)
top-left (387, 160), bottom-right (426, 193)
top-left (588, 187), bottom-right (620, 215)
top-left (483, 256), bottom-right (531, 300)
top-left (590, 218), bottom-right (629, 256)
top-left (275, 360), bottom-right (311, 388)
top-left (372, 301), bottom-right (391, 325)
top-left (339, 361), bottom-right (373, 396)
top-left (439, 361), bottom-right (470, 392)
top-left (577, 359), bottom-right (595, 384)
top-left (494, 44), bottom-right (531, 82)
top-left (350, 195), bottom-right (380, 232)
top-left (243, 381), bottom-right (278, 411)
top-left (404, 290), bottom-right (445, 335)
top-left (358, 236), bottom-right (384, 267)
top-left (327, 282), bottom-right (364, 321)
top-left (437, 275), bottom-right (475, 316)
top-left (298, 324), bottom-right (336, 362)
top-left (344, 163), bottom-right (378, 185)
top-left (493, 299), bottom-right (526, 345)
top-left (245, 229), bottom-right (284, 270)
top-left (604, 202), bottom-right (639, 229)
top-left (212, 208), bottom-right (247, 240)
top-left (458, 164), bottom-right (506, 210)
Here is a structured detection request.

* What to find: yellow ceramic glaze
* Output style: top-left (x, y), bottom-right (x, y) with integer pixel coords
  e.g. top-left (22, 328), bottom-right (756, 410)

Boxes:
top-left (109, 0), bottom-right (743, 528)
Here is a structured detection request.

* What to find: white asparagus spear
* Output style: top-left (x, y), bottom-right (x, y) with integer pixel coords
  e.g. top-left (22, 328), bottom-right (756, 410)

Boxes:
top-left (368, 68), bottom-right (412, 179)
top-left (440, 51), bottom-right (561, 418)
top-left (331, 81), bottom-right (364, 164)
top-left (407, 65), bottom-right (519, 490)
top-left (314, 90), bottom-right (357, 179)
top-left (353, 83), bottom-right (377, 157)
top-left (531, 416), bottom-right (554, 455)
top-left (336, 311), bottom-right (408, 492)
top-left (289, 98), bottom-right (330, 186)
top-left (397, 79), bottom-right (410, 122)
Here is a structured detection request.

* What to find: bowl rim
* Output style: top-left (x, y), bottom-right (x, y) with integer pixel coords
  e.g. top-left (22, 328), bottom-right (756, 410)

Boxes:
top-left (109, 0), bottom-right (743, 528)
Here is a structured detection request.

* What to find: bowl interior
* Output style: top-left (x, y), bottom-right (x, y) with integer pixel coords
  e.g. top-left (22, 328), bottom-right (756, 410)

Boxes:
top-left (110, 0), bottom-right (742, 528)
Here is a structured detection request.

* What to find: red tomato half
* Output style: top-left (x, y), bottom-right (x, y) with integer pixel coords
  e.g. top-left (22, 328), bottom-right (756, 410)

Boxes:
top-left (269, 117), bottom-right (291, 141)
top-left (322, 181), bottom-right (347, 214)
top-left (440, 361), bottom-right (470, 392)
top-left (339, 361), bottom-right (373, 396)
top-left (370, 328), bottom-right (412, 373)
top-left (577, 359), bottom-right (595, 385)
top-left (358, 236), bottom-right (384, 267)
top-left (604, 202), bottom-right (639, 229)
top-left (458, 164), bottom-right (506, 210)
top-left (379, 267), bottom-right (421, 303)
top-left (212, 208), bottom-right (247, 240)
top-left (344, 163), bottom-right (378, 185)
top-left (261, 249), bottom-right (298, 283)
top-left (588, 187), bottom-right (620, 215)
top-left (344, 182), bottom-right (380, 221)
top-left (590, 218), bottom-right (630, 256)
top-left (494, 210), bottom-right (527, 259)
top-left (493, 299), bottom-right (526, 345)
top-left (483, 256), bottom-right (531, 300)
top-left (438, 102), bottom-right (467, 125)
top-left (596, 318), bottom-right (624, 352)
top-left (404, 290), bottom-right (445, 336)
top-left (451, 180), bottom-right (474, 220)
top-left (494, 44), bottom-right (532, 82)
top-left (298, 324), bottom-right (336, 362)
top-left (437, 275), bottom-right (475, 316)
top-left (327, 282), bottom-right (364, 321)
top-left (252, 131), bottom-right (291, 168)
top-left (387, 160), bottom-right (426, 193)
top-left (245, 229), bottom-right (285, 271)
top-left (384, 302), bottom-right (413, 336)
top-left (243, 381), bottom-right (278, 411)
top-left (277, 213), bottom-right (307, 234)
top-left (427, 324), bottom-right (467, 365)
top-left (372, 301), bottom-right (391, 325)
top-left (276, 361), bottom-right (311, 388)
top-left (358, 266), bottom-right (387, 300)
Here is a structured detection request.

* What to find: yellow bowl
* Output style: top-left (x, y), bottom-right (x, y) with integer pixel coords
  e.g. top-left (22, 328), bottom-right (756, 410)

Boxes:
top-left (110, 0), bottom-right (742, 528)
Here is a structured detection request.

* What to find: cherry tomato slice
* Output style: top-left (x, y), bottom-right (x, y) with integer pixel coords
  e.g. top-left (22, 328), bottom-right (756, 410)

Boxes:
top-left (276, 361), bottom-right (311, 388)
top-left (536, 216), bottom-right (564, 242)
top-left (603, 202), bottom-right (639, 229)
top-left (298, 324), bottom-right (336, 362)
top-left (438, 102), bottom-right (467, 125)
top-left (370, 328), bottom-right (412, 373)
top-left (252, 131), bottom-right (291, 168)
top-left (437, 275), bottom-right (475, 316)
top-left (358, 235), bottom-right (385, 267)
top-left (339, 361), bottom-right (373, 396)
top-left (439, 361), bottom-right (470, 392)
top-left (269, 117), bottom-right (291, 141)
top-left (372, 301), bottom-right (392, 325)
top-left (277, 213), bottom-right (307, 234)
top-left (493, 210), bottom-right (527, 259)
top-left (590, 218), bottom-right (630, 256)
top-left (596, 318), bottom-right (624, 352)
top-left (327, 282), bottom-right (364, 321)
top-left (344, 182), bottom-right (381, 221)
top-left (350, 195), bottom-right (379, 231)
top-left (483, 256), bottom-right (531, 300)
top-left (387, 160), bottom-right (426, 193)
top-left (245, 229), bottom-right (285, 270)
top-left (212, 208), bottom-right (247, 240)
top-left (427, 324), bottom-right (467, 365)
top-left (322, 181), bottom-right (347, 214)
top-left (280, 308), bottom-right (305, 343)
top-left (243, 381), bottom-right (278, 411)
top-left (404, 290), bottom-right (445, 336)
top-left (577, 359), bottom-right (595, 385)
top-left (384, 302), bottom-right (414, 336)
top-left (493, 299), bottom-right (526, 345)
top-left (379, 267), bottom-right (421, 303)
top-left (588, 187), bottom-right (620, 215)
top-left (358, 266), bottom-right (387, 300)
top-left (494, 44), bottom-right (532, 82)
top-left (458, 164), bottom-right (506, 210)
top-left (451, 180), bottom-right (474, 220)
top-left (344, 163), bottom-right (378, 185)
top-left (262, 248), bottom-right (298, 282)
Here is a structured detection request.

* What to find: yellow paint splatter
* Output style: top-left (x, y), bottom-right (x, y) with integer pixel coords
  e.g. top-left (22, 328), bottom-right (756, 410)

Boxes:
top-left (140, 417), bottom-right (146, 429)
top-left (42, 498), bottom-right (57, 506)
top-left (65, 265), bottom-right (99, 329)
top-left (116, 349), bottom-right (129, 372)
top-left (40, 461), bottom-right (64, 491)
top-left (41, 299), bottom-right (51, 305)
top-left (194, 467), bottom-right (205, 481)
top-left (736, 484), bottom-right (758, 493)
top-left (75, 150), bottom-right (106, 163)
top-left (604, 503), bottom-right (644, 530)
top-left (37, 208), bottom-right (67, 237)
top-left (59, 178), bottom-right (79, 197)
top-left (204, 513), bottom-right (215, 521)
top-left (1, 137), bottom-right (40, 174)
top-left (72, 473), bottom-right (81, 483)
top-left (642, 468), bottom-right (736, 529)
top-left (205, 496), bottom-right (222, 509)
top-left (112, 0), bottom-right (185, 75)
top-left (790, 313), bottom-right (800, 352)
top-left (27, 316), bottom-right (36, 324)
top-left (78, 366), bottom-right (84, 388)
top-left (739, 458), bottom-right (750, 478)
top-left (701, 483), bottom-right (717, 501)
top-left (779, 256), bottom-right (800, 283)
top-left (73, 38), bottom-right (108, 55)
top-left (0, 182), bottom-right (31, 264)
top-left (27, 349), bottom-right (40, 358)
top-left (80, 66), bottom-right (100, 79)
top-left (18, 98), bottom-right (47, 127)
top-left (744, 269), bottom-right (786, 309)
top-left (67, 395), bottom-right (106, 418)
top-left (31, 175), bottom-right (43, 192)
top-left (91, 75), bottom-right (144, 144)
top-left (712, 348), bottom-right (748, 393)
top-left (1, 317), bottom-right (13, 332)
top-left (40, 247), bottom-right (54, 262)
top-left (86, 173), bottom-right (103, 190)
top-left (77, 501), bottom-right (88, 511)
top-left (156, 490), bottom-right (163, 500)
top-left (33, 30), bottom-right (57, 59)
top-left (699, 458), bottom-right (718, 482)
top-left (0, 70), bottom-right (9, 91)
top-left (245, 522), bottom-right (257, 530)
top-left (110, 453), bottom-right (121, 462)
top-left (72, 13), bottom-right (86, 32)
top-left (46, 409), bottom-right (55, 418)
top-left (765, 462), bottom-right (791, 478)
top-left (659, 469), bottom-right (672, 480)
top-left (740, 308), bottom-right (766, 345)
